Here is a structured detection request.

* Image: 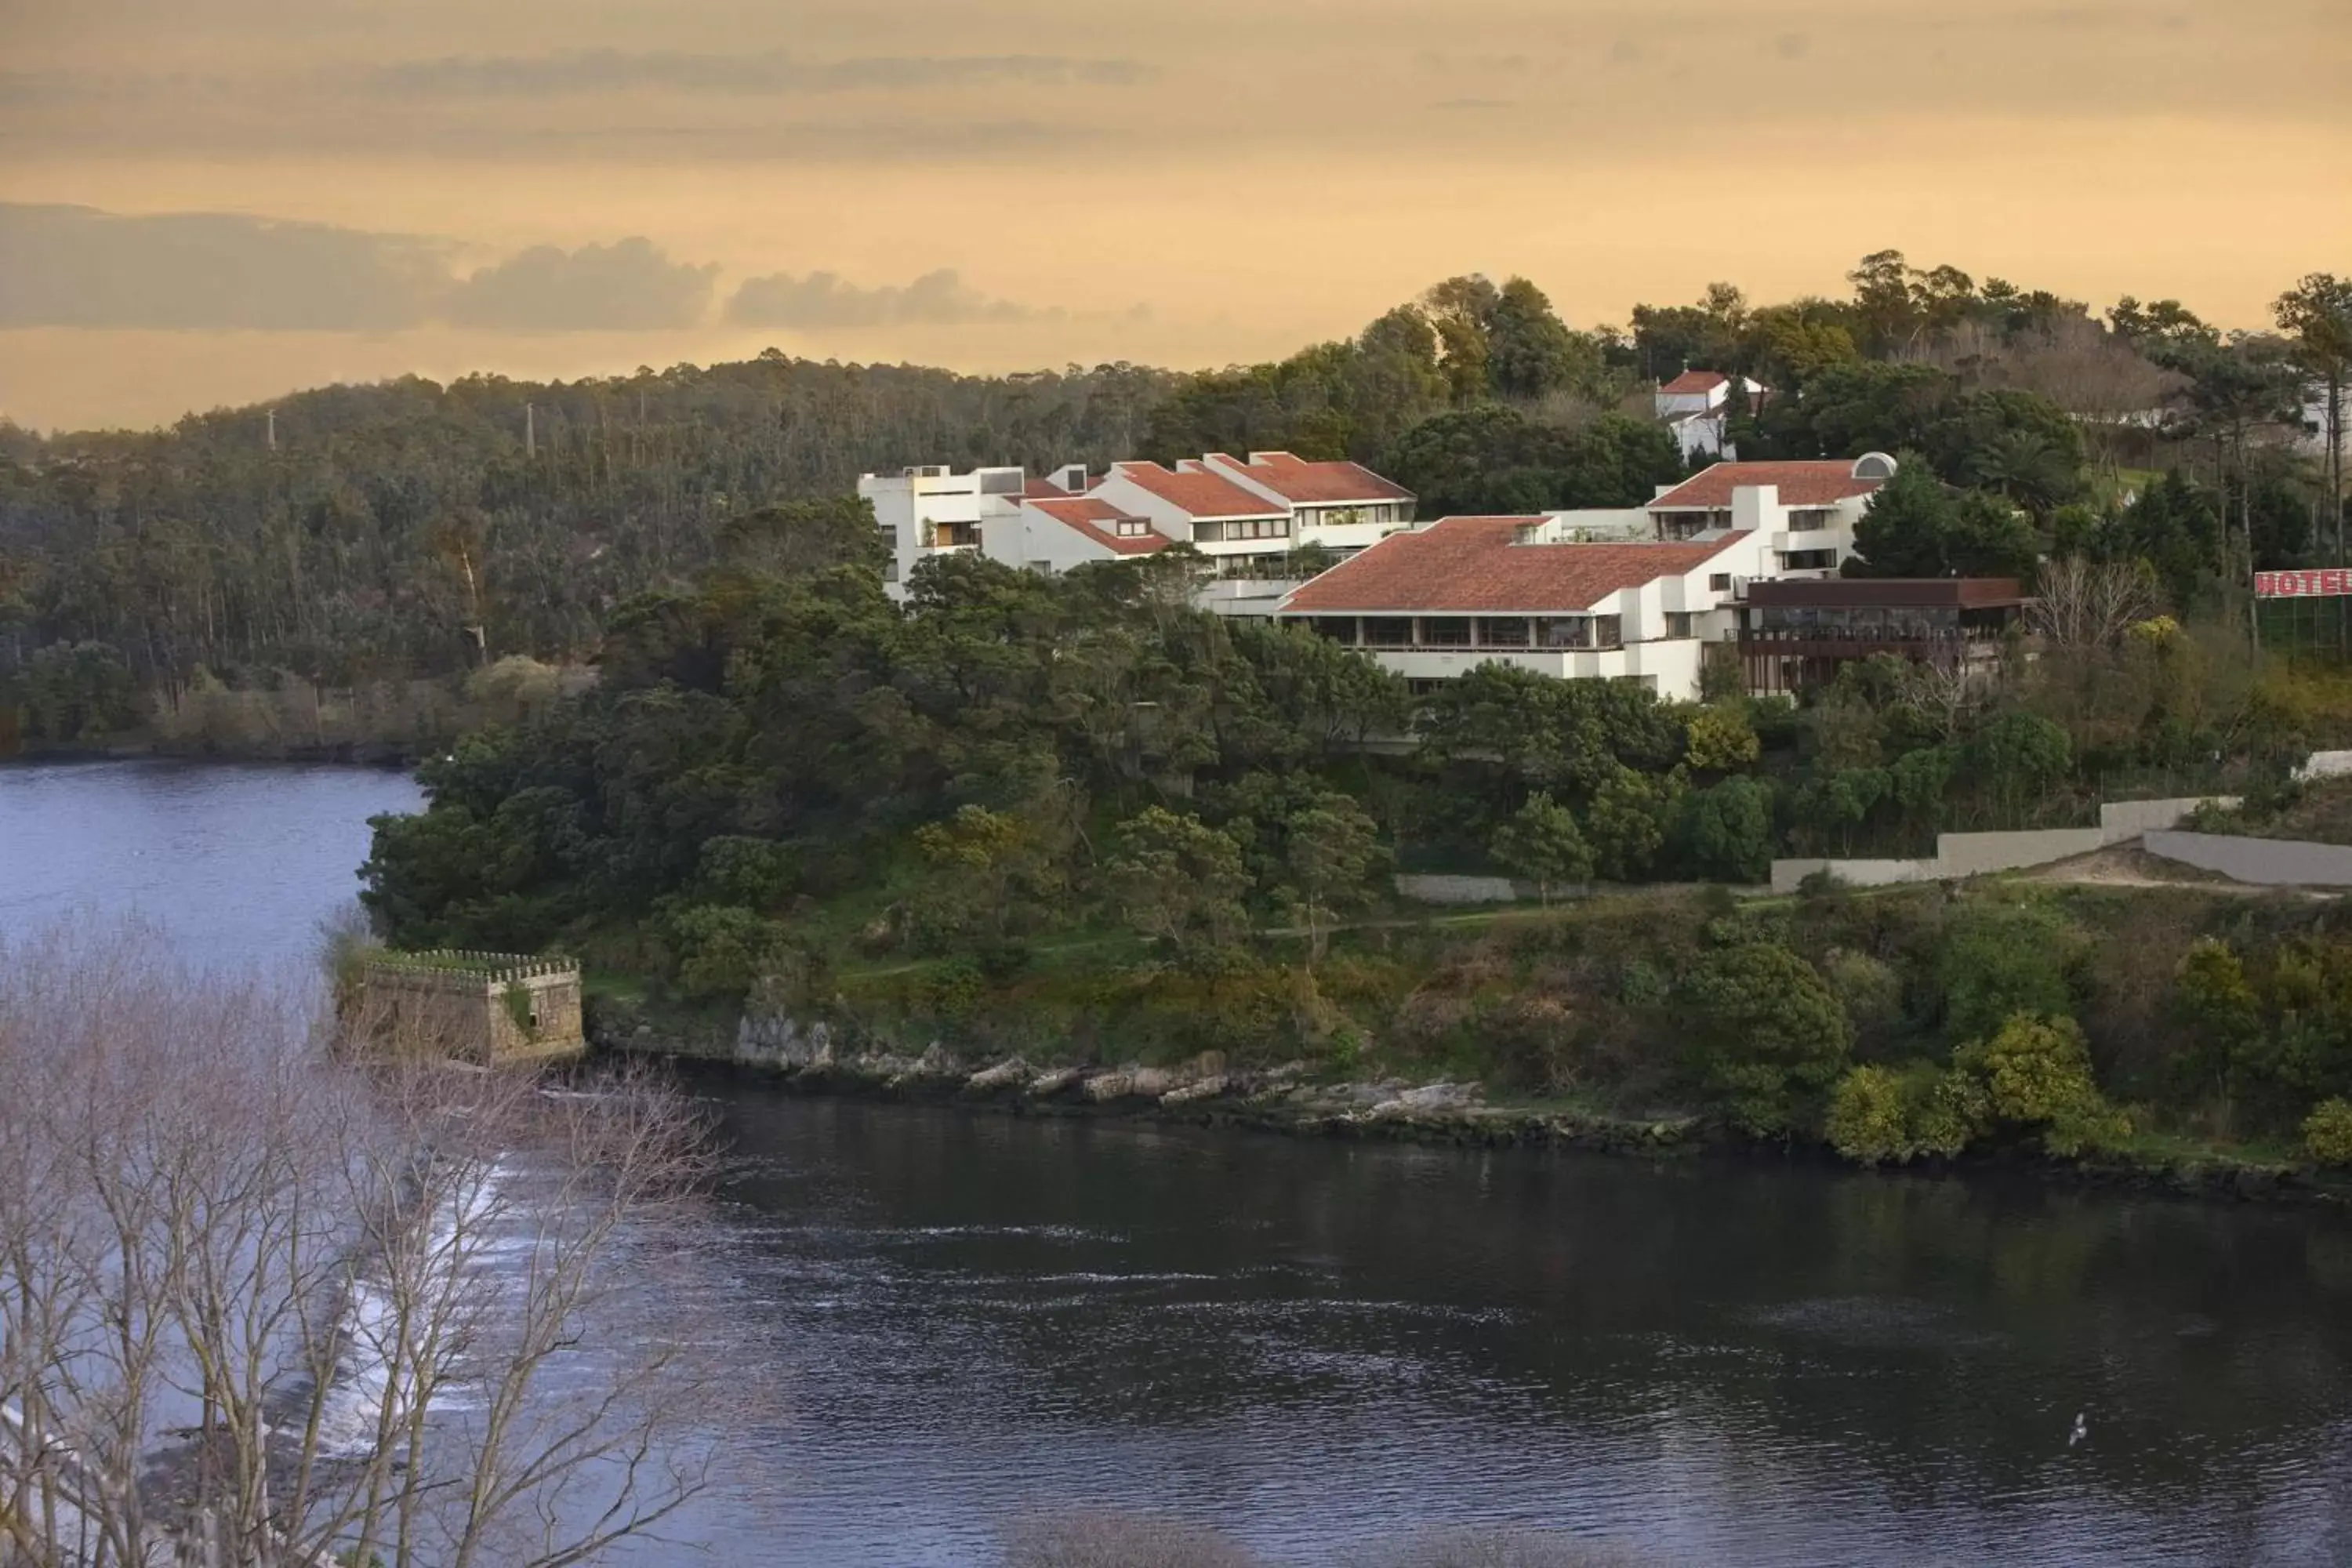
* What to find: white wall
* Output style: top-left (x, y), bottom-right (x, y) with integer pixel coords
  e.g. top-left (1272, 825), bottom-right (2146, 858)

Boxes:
top-left (981, 506), bottom-right (1120, 575)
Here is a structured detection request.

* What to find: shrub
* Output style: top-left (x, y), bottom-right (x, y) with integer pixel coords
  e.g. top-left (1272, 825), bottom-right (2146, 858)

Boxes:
top-left (667, 902), bottom-right (782, 997)
top-left (1827, 1065), bottom-right (1911, 1165)
top-left (1827, 1061), bottom-right (1987, 1166)
top-left (2304, 1099), bottom-right (2352, 1167)
top-left (1954, 1013), bottom-right (2129, 1157)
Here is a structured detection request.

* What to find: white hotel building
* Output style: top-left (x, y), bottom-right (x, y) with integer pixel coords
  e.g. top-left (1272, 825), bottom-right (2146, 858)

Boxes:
top-left (858, 452), bottom-right (1417, 609)
top-left (1272, 455), bottom-right (1897, 701)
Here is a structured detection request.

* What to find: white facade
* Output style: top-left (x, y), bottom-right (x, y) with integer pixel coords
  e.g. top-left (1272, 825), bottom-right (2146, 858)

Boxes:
top-left (1278, 518), bottom-right (1786, 701)
top-left (1274, 459), bottom-right (1893, 701)
top-left (861, 452), bottom-right (1418, 615)
top-left (981, 496), bottom-right (1167, 575)
top-left (857, 465), bottom-right (1027, 598)
top-left (1646, 455), bottom-right (1894, 575)
top-left (1199, 453), bottom-right (1416, 554)
top-left (1655, 373), bottom-right (1765, 463)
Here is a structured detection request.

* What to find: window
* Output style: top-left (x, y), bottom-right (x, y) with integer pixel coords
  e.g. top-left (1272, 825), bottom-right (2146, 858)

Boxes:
top-left (1115, 518), bottom-right (1150, 537)
top-left (1421, 619), bottom-right (1472, 648)
top-left (1593, 615), bottom-right (1624, 649)
top-left (1475, 617), bottom-right (1530, 648)
top-left (1364, 618), bottom-right (1414, 648)
top-left (1310, 617), bottom-right (1359, 645)
top-left (1708, 573), bottom-right (1733, 592)
top-left (1664, 612), bottom-right (1693, 639)
top-left (1782, 550), bottom-right (1838, 571)
top-left (1536, 616), bottom-right (1592, 649)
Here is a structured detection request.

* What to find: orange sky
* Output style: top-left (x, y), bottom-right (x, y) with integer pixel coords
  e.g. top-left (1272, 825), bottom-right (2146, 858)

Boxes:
top-left (3, 0), bottom-right (2347, 431)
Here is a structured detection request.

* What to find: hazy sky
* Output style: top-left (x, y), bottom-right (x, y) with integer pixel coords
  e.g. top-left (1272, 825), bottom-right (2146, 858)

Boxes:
top-left (3, 0), bottom-right (2347, 430)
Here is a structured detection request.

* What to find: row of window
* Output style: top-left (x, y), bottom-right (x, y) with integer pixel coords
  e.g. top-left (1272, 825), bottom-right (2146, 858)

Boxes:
top-left (1196, 517), bottom-right (1293, 543)
top-left (1302, 614), bottom-right (1709, 651)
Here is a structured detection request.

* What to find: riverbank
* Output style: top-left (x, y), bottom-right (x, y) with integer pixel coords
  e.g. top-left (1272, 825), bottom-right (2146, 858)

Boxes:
top-left (586, 989), bottom-right (2352, 1210)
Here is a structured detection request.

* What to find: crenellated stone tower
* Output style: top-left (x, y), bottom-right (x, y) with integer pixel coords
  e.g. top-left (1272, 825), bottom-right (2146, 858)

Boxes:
top-left (358, 950), bottom-right (586, 1065)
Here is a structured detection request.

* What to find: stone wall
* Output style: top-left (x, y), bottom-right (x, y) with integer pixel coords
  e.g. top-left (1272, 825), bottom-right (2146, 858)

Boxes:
top-left (361, 955), bottom-right (586, 1064)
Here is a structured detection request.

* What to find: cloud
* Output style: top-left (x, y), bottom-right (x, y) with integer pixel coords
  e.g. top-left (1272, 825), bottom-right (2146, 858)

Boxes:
top-left (0, 203), bottom-right (446, 330)
top-left (367, 49), bottom-right (1156, 100)
top-left (445, 238), bottom-right (717, 331)
top-left (0, 205), bottom-right (717, 332)
top-left (725, 268), bottom-right (1048, 330)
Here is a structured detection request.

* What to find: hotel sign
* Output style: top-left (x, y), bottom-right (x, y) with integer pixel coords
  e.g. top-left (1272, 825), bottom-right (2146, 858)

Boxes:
top-left (2256, 569), bottom-right (2352, 600)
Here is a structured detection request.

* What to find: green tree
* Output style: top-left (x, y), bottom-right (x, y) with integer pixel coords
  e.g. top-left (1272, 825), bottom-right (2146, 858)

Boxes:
top-left (1848, 459), bottom-right (1955, 578)
top-left (1106, 807), bottom-right (1253, 955)
top-left (1936, 900), bottom-right (2076, 1043)
top-left (2274, 274), bottom-right (2352, 562)
top-left (1678, 776), bottom-right (1775, 884)
top-left (1489, 791), bottom-right (1594, 906)
top-left (668, 902), bottom-right (782, 997)
top-left (1486, 277), bottom-right (1604, 400)
top-left (1587, 766), bottom-right (1676, 882)
top-left (1969, 712), bottom-right (2071, 825)
top-left (1283, 793), bottom-right (1383, 961)
top-left (1682, 703), bottom-right (1761, 774)
top-left (1683, 943), bottom-right (1854, 1137)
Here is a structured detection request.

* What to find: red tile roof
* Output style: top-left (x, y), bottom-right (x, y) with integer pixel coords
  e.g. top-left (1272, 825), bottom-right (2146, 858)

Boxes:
top-left (1022, 477), bottom-right (1069, 499)
top-left (1202, 451), bottom-right (1415, 506)
top-left (1107, 461), bottom-right (1287, 521)
top-left (1649, 460), bottom-right (1886, 511)
top-left (1024, 497), bottom-right (1169, 556)
top-left (1661, 370), bottom-right (1730, 395)
top-left (1280, 517), bottom-right (1740, 615)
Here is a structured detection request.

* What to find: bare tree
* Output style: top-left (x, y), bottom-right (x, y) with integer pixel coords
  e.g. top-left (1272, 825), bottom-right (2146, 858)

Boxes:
top-left (0, 925), bottom-right (728, 1568)
top-left (2027, 557), bottom-right (2164, 651)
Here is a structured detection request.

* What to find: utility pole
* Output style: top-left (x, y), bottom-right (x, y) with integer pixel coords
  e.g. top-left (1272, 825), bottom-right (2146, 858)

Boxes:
top-left (525, 401), bottom-right (536, 458)
top-left (265, 409), bottom-right (277, 452)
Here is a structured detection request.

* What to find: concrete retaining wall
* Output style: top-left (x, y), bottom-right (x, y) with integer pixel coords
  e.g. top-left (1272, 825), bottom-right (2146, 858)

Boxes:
top-left (1770, 858), bottom-right (1937, 894)
top-left (2297, 751), bottom-right (2352, 782)
top-left (1394, 873), bottom-right (1526, 906)
top-left (1769, 797), bottom-right (2233, 894)
top-left (2143, 832), bottom-right (2352, 887)
top-left (1936, 829), bottom-right (2108, 878)
top-left (2097, 797), bottom-right (2235, 839)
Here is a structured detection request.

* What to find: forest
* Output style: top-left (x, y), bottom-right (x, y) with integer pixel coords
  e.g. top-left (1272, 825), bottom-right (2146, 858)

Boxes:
top-left (353, 470), bottom-right (2352, 1176)
top-left (2, 254), bottom-right (2345, 749)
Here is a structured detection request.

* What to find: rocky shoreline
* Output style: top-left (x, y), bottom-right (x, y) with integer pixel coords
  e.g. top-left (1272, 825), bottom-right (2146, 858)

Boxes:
top-left (598, 1009), bottom-right (1700, 1154)
top-left (587, 1004), bottom-right (2352, 1207)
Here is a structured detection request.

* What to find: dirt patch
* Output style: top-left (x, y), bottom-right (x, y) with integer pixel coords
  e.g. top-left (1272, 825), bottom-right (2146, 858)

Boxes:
top-left (2026, 844), bottom-right (2247, 890)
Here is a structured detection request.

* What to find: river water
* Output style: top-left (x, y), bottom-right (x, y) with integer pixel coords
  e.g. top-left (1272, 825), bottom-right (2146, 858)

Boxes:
top-left (6, 759), bottom-right (2352, 1566)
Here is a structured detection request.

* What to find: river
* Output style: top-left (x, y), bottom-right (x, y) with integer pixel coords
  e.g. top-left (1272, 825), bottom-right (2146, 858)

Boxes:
top-left (5, 759), bottom-right (2352, 1566)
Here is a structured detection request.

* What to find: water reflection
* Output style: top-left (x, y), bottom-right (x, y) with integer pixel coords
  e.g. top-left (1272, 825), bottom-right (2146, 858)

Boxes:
top-left (662, 1091), bottom-right (2352, 1567)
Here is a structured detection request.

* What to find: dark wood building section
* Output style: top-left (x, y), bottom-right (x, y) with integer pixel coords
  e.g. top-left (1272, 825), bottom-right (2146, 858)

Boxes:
top-left (1737, 579), bottom-right (2028, 695)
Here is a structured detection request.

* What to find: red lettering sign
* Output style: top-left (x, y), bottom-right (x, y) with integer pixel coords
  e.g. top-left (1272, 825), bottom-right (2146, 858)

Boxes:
top-left (2256, 569), bottom-right (2352, 600)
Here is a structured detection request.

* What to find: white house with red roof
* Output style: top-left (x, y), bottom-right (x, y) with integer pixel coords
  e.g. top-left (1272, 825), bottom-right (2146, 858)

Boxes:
top-left (860, 452), bottom-right (1417, 611)
top-left (1655, 370), bottom-right (1766, 462)
top-left (1274, 516), bottom-right (1783, 699)
top-left (982, 492), bottom-right (1171, 574)
top-left (1644, 453), bottom-right (1896, 575)
top-left (1088, 452), bottom-right (1417, 615)
top-left (1271, 455), bottom-right (1896, 699)
top-left (1200, 452), bottom-right (1417, 552)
